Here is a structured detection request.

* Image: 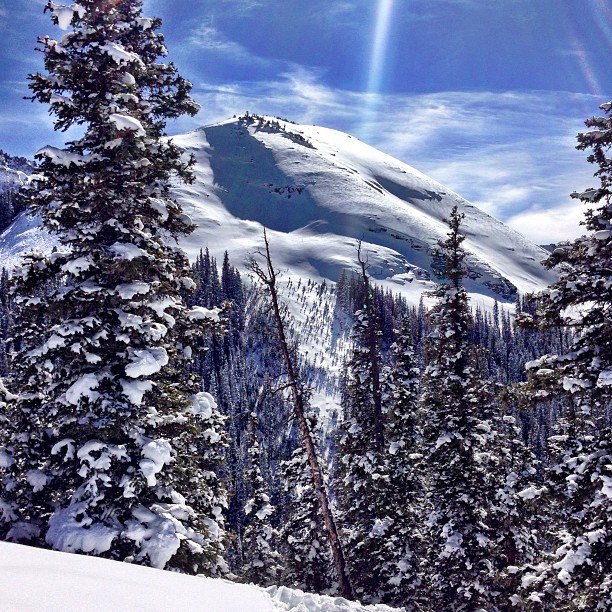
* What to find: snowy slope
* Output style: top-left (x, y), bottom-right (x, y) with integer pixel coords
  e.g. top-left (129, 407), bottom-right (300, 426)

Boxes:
top-left (173, 115), bottom-right (555, 305)
top-left (0, 115), bottom-right (553, 306)
top-left (0, 212), bottom-right (56, 271)
top-left (0, 151), bottom-right (33, 191)
top-left (0, 542), bottom-right (401, 612)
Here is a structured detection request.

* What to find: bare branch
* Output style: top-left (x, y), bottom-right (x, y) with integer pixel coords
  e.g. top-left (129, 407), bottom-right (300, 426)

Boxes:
top-left (249, 228), bottom-right (354, 599)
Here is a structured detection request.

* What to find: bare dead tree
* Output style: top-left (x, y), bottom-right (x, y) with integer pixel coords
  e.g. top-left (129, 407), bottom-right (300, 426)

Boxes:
top-left (247, 229), bottom-right (353, 599)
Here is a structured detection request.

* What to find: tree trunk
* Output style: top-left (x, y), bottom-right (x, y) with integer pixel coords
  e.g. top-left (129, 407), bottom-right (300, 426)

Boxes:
top-left (248, 230), bottom-right (353, 599)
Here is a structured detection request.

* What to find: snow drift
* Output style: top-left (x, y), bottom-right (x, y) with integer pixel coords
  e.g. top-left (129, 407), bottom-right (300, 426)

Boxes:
top-left (0, 541), bottom-right (401, 612)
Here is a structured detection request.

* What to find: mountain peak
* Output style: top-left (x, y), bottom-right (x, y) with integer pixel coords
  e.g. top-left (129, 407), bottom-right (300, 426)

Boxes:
top-left (173, 115), bottom-right (554, 304)
top-left (0, 116), bottom-right (553, 305)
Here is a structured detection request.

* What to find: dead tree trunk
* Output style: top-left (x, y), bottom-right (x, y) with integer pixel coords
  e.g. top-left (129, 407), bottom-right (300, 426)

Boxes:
top-left (247, 230), bottom-right (353, 599)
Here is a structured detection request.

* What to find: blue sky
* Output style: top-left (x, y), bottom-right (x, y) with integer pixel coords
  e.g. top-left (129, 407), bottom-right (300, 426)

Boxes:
top-left (0, 0), bottom-right (610, 243)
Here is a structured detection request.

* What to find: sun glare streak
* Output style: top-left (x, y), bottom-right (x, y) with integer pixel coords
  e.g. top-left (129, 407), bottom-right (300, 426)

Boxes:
top-left (367, 0), bottom-right (395, 94)
top-left (567, 28), bottom-right (603, 97)
top-left (559, 3), bottom-right (606, 98)
top-left (360, 0), bottom-right (395, 139)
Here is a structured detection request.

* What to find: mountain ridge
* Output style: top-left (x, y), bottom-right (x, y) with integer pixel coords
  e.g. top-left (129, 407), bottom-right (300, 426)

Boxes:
top-left (173, 114), bottom-right (554, 305)
top-left (0, 114), bottom-right (554, 308)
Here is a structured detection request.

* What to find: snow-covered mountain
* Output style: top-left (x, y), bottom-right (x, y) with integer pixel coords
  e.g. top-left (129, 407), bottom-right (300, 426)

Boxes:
top-left (0, 114), bottom-right (554, 307)
top-left (173, 114), bottom-right (555, 306)
top-left (0, 150), bottom-right (34, 231)
top-left (0, 150), bottom-right (34, 187)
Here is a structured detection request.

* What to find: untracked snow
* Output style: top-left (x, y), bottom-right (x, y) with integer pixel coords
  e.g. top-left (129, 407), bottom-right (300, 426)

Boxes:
top-left (0, 542), bottom-right (402, 612)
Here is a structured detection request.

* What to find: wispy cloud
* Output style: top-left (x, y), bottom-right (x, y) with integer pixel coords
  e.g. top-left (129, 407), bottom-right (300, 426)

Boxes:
top-left (187, 0), bottom-right (267, 18)
top-left (188, 25), bottom-right (260, 62)
top-left (506, 203), bottom-right (587, 246)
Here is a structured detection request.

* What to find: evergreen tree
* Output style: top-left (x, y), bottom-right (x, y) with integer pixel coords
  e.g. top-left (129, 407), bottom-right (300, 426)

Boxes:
top-left (0, 0), bottom-right (228, 574)
top-left (335, 264), bottom-right (389, 602)
top-left (0, 190), bottom-right (16, 233)
top-left (520, 101), bottom-right (612, 611)
top-left (418, 207), bottom-right (516, 610)
top-left (0, 149), bottom-right (30, 231)
top-left (0, 378), bottom-right (17, 524)
top-left (494, 404), bottom-right (544, 607)
top-left (240, 411), bottom-right (281, 586)
top-left (377, 317), bottom-right (424, 606)
top-left (0, 269), bottom-right (11, 377)
top-left (279, 418), bottom-right (334, 594)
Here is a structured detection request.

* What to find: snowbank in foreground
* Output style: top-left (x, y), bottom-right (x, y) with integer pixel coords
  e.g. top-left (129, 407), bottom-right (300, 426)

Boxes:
top-left (0, 542), bottom-right (401, 612)
top-left (0, 541), bottom-right (269, 612)
top-left (266, 586), bottom-right (401, 612)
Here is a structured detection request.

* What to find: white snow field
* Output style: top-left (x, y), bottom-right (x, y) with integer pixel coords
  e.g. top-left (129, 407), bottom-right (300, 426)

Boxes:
top-left (172, 116), bottom-right (555, 304)
top-left (0, 115), bottom-right (554, 307)
top-left (0, 542), bottom-right (401, 612)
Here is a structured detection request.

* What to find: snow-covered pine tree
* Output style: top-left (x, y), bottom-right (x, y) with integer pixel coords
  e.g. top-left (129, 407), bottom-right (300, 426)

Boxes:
top-left (220, 250), bottom-right (245, 349)
top-left (419, 207), bottom-right (515, 610)
top-left (0, 269), bottom-right (10, 377)
top-left (279, 423), bottom-right (335, 594)
top-left (0, 0), bottom-right (228, 574)
top-left (493, 404), bottom-right (543, 606)
top-left (377, 316), bottom-right (424, 606)
top-left (519, 101), bottom-right (612, 611)
top-left (335, 249), bottom-right (389, 603)
top-left (0, 379), bottom-right (18, 520)
top-left (240, 411), bottom-right (281, 586)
